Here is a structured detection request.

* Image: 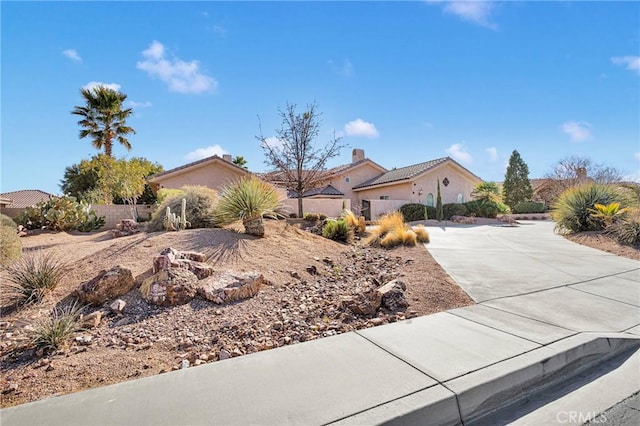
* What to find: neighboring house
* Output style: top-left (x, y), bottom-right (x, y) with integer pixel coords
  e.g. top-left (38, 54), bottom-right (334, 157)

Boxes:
top-left (148, 154), bottom-right (250, 194)
top-left (0, 189), bottom-right (54, 218)
top-left (353, 157), bottom-right (482, 209)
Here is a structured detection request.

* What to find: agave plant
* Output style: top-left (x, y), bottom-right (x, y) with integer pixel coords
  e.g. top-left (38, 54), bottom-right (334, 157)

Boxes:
top-left (552, 183), bottom-right (622, 233)
top-left (589, 202), bottom-right (628, 228)
top-left (214, 176), bottom-right (283, 236)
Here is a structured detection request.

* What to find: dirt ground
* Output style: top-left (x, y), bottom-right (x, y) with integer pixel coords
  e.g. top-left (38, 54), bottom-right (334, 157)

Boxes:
top-left (564, 231), bottom-right (639, 260)
top-left (0, 220), bottom-right (472, 407)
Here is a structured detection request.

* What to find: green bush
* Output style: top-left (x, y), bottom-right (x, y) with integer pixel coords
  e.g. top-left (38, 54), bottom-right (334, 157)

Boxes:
top-left (14, 196), bottom-right (104, 232)
top-left (552, 183), bottom-right (622, 233)
top-left (442, 203), bottom-right (467, 220)
top-left (148, 186), bottom-right (218, 232)
top-left (513, 201), bottom-right (546, 214)
top-left (464, 199), bottom-right (500, 218)
top-left (303, 212), bottom-right (327, 222)
top-left (0, 214), bottom-right (17, 228)
top-left (29, 303), bottom-right (83, 353)
top-left (0, 225), bottom-right (22, 266)
top-left (400, 204), bottom-right (435, 221)
top-left (496, 201), bottom-right (511, 215)
top-left (322, 219), bottom-right (352, 242)
top-left (1, 251), bottom-right (67, 307)
top-left (157, 188), bottom-right (185, 204)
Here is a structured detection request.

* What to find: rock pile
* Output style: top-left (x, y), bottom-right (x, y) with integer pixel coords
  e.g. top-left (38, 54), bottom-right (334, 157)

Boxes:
top-left (111, 219), bottom-right (140, 238)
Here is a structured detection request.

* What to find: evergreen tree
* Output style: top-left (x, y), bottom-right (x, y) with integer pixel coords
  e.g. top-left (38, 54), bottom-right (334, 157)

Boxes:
top-left (503, 150), bottom-right (533, 208)
top-left (436, 179), bottom-right (444, 221)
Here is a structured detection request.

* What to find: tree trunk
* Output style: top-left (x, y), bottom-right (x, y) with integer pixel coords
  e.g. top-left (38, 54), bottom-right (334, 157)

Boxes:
top-left (297, 195), bottom-right (303, 218)
top-left (243, 217), bottom-right (265, 237)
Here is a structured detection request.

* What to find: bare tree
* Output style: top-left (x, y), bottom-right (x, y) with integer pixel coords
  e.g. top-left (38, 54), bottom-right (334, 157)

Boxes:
top-left (258, 102), bottom-right (344, 217)
top-left (544, 155), bottom-right (624, 202)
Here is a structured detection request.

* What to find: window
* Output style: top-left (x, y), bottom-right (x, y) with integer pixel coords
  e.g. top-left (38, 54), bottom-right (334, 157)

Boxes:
top-left (457, 193), bottom-right (464, 203)
top-left (345, 177), bottom-right (350, 183)
top-left (379, 195), bottom-right (389, 200)
top-left (426, 193), bottom-right (434, 207)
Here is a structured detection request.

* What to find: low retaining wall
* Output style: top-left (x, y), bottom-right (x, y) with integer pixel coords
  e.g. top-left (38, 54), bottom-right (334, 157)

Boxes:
top-left (282, 199), bottom-right (351, 218)
top-left (92, 204), bottom-right (156, 229)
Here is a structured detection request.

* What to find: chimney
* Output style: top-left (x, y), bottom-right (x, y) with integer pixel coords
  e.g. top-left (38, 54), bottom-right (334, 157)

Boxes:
top-left (577, 167), bottom-right (587, 180)
top-left (352, 149), bottom-right (365, 164)
top-left (222, 154), bottom-right (232, 162)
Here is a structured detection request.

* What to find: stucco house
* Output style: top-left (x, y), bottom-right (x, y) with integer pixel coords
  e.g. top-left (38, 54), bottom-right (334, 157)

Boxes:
top-left (353, 156), bottom-right (482, 208)
top-left (149, 154), bottom-right (250, 194)
top-left (0, 189), bottom-right (54, 218)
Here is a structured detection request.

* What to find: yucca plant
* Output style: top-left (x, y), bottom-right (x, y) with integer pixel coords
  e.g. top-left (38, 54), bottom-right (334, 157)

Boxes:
top-left (608, 209), bottom-right (640, 247)
top-left (214, 176), bottom-right (283, 237)
top-left (589, 202), bottom-right (628, 228)
top-left (29, 303), bottom-right (83, 353)
top-left (322, 219), bottom-right (352, 242)
top-left (1, 251), bottom-right (67, 307)
top-left (552, 183), bottom-right (623, 233)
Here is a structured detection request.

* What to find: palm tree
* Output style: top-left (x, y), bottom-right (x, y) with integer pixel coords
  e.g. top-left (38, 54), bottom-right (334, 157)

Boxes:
top-left (71, 86), bottom-right (136, 157)
top-left (232, 156), bottom-right (248, 170)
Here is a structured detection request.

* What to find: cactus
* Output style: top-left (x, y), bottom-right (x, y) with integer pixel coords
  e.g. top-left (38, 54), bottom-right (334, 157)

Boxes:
top-left (163, 200), bottom-right (190, 231)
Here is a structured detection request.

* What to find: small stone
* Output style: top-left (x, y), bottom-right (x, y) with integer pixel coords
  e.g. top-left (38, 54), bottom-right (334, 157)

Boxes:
top-left (219, 349), bottom-right (231, 360)
top-left (45, 364), bottom-right (54, 372)
top-left (272, 321), bottom-right (283, 331)
top-left (181, 359), bottom-right (190, 369)
top-left (80, 311), bottom-right (102, 328)
top-left (232, 348), bottom-right (243, 357)
top-left (2, 383), bottom-right (18, 394)
top-left (194, 359), bottom-right (205, 366)
top-left (306, 265), bottom-right (317, 275)
top-left (198, 354), bottom-right (209, 361)
top-left (369, 318), bottom-right (384, 326)
top-left (289, 271), bottom-right (301, 279)
top-left (109, 299), bottom-right (126, 314)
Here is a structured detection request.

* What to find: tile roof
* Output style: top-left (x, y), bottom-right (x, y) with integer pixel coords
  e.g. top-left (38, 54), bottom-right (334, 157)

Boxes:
top-left (301, 184), bottom-right (344, 198)
top-left (353, 157), bottom-right (452, 189)
top-left (150, 155), bottom-right (249, 181)
top-left (0, 190), bottom-right (54, 209)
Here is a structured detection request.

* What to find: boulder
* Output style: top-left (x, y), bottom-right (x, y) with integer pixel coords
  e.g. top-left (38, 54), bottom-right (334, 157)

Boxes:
top-left (140, 268), bottom-right (199, 306)
top-left (153, 248), bottom-right (213, 279)
top-left (111, 219), bottom-right (140, 238)
top-left (76, 266), bottom-right (135, 305)
top-left (197, 272), bottom-right (263, 305)
top-left (376, 279), bottom-right (408, 311)
top-left (342, 290), bottom-right (382, 316)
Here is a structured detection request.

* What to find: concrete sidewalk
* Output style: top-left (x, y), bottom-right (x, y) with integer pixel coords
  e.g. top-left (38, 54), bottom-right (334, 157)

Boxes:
top-left (2, 221), bottom-right (639, 425)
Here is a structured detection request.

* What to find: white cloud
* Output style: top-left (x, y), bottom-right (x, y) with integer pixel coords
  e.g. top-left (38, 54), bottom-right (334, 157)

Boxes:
top-left (212, 25), bottom-right (227, 37)
top-left (185, 145), bottom-right (227, 161)
top-left (82, 81), bottom-right (121, 92)
top-left (128, 100), bottom-right (152, 108)
top-left (624, 171), bottom-right (640, 183)
top-left (486, 147), bottom-right (498, 161)
top-left (634, 152), bottom-right (640, 161)
top-left (344, 119), bottom-right (379, 138)
top-left (428, 1), bottom-right (497, 29)
top-left (137, 41), bottom-right (218, 94)
top-left (561, 121), bottom-right (592, 142)
top-left (62, 49), bottom-right (82, 62)
top-left (329, 59), bottom-right (354, 77)
top-left (263, 136), bottom-right (284, 149)
top-left (446, 143), bottom-right (473, 164)
top-left (611, 56), bottom-right (640, 75)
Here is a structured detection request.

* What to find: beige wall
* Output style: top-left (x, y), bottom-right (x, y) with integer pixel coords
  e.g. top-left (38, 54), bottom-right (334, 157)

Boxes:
top-left (354, 162), bottom-right (481, 209)
top-left (327, 162), bottom-right (386, 212)
top-left (153, 160), bottom-right (248, 192)
top-left (93, 204), bottom-right (155, 229)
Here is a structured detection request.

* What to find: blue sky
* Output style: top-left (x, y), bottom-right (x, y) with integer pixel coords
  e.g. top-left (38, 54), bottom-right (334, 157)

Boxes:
top-left (2, 1), bottom-right (639, 195)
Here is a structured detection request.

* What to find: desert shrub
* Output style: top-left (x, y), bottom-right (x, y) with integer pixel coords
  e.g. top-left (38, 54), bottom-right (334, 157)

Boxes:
top-left (0, 214), bottom-right (17, 228)
top-left (214, 177), bottom-right (284, 236)
top-left (496, 201), bottom-right (511, 215)
top-left (15, 196), bottom-right (104, 232)
top-left (608, 210), bottom-right (640, 247)
top-left (303, 212), bottom-right (327, 222)
top-left (552, 183), bottom-right (621, 233)
top-left (2, 251), bottom-right (67, 307)
top-left (157, 188), bottom-right (185, 204)
top-left (148, 185), bottom-right (218, 232)
top-left (366, 211), bottom-right (429, 248)
top-left (29, 303), bottom-right (83, 353)
top-left (341, 209), bottom-right (366, 234)
top-left (0, 225), bottom-right (22, 266)
top-left (442, 203), bottom-right (467, 220)
top-left (322, 219), bottom-right (352, 242)
top-left (513, 201), bottom-right (546, 214)
top-left (464, 199), bottom-right (500, 218)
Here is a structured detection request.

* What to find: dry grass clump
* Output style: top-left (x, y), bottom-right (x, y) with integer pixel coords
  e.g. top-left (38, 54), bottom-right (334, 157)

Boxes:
top-left (29, 303), bottom-right (83, 353)
top-left (341, 209), bottom-right (366, 234)
top-left (366, 211), bottom-right (429, 248)
top-left (1, 251), bottom-right (67, 308)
